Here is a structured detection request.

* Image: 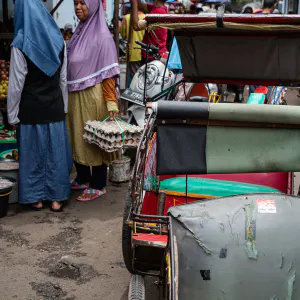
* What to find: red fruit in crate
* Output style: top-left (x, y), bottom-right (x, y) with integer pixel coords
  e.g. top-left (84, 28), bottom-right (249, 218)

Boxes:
top-left (1, 74), bottom-right (7, 80)
top-left (0, 63), bottom-right (5, 70)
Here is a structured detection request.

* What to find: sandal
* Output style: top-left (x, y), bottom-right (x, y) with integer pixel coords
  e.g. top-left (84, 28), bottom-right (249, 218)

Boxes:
top-left (77, 189), bottom-right (107, 202)
top-left (70, 180), bottom-right (90, 190)
top-left (50, 201), bottom-right (64, 212)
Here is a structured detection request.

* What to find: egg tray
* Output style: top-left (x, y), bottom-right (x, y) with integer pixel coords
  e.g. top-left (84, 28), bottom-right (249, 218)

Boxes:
top-left (83, 139), bottom-right (139, 153)
top-left (83, 132), bottom-right (139, 146)
top-left (86, 120), bottom-right (143, 135)
top-left (83, 119), bottom-right (142, 152)
top-left (84, 126), bottom-right (140, 143)
top-left (83, 134), bottom-right (121, 152)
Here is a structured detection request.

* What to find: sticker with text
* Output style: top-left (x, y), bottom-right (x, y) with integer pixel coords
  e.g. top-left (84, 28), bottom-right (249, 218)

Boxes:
top-left (256, 199), bottom-right (276, 214)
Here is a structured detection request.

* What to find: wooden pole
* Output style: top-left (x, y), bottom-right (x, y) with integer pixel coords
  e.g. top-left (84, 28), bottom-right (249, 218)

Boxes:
top-left (113, 0), bottom-right (126, 116)
top-left (125, 15), bottom-right (134, 89)
top-left (113, 0), bottom-right (120, 53)
top-left (50, 0), bottom-right (65, 16)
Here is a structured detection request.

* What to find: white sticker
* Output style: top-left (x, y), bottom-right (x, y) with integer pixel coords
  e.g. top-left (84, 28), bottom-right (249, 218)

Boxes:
top-left (256, 199), bottom-right (277, 214)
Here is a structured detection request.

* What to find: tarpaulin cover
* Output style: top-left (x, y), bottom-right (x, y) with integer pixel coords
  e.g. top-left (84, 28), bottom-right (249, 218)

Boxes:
top-left (168, 193), bottom-right (300, 299)
top-left (156, 124), bottom-right (300, 175)
top-left (157, 124), bottom-right (207, 175)
top-left (176, 35), bottom-right (300, 83)
top-left (155, 101), bottom-right (300, 175)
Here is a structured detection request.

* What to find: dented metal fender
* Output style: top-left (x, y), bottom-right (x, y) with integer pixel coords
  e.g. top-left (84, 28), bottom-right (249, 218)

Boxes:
top-left (168, 193), bottom-right (300, 300)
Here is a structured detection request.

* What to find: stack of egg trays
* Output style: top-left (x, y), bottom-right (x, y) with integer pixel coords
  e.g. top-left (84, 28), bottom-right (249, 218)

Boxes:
top-left (83, 120), bottom-right (143, 152)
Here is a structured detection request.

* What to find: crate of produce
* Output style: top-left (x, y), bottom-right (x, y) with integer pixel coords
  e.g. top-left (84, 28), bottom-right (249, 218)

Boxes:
top-left (0, 60), bottom-right (9, 101)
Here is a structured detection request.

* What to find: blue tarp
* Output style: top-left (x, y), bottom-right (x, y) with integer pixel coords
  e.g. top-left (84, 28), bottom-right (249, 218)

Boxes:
top-left (167, 37), bottom-right (182, 70)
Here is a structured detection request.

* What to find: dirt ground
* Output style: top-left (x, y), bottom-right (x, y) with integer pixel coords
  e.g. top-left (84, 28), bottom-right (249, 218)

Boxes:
top-left (1, 87), bottom-right (300, 300)
top-left (0, 181), bottom-right (158, 300)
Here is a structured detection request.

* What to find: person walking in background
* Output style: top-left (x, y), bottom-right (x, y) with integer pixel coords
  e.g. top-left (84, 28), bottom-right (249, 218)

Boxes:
top-left (243, 7), bottom-right (253, 13)
top-left (131, 0), bottom-right (168, 62)
top-left (67, 0), bottom-right (120, 202)
top-left (120, 6), bottom-right (145, 85)
top-left (64, 23), bottom-right (74, 45)
top-left (260, 0), bottom-right (278, 14)
top-left (252, 0), bottom-right (277, 14)
top-left (224, 3), bottom-right (232, 13)
top-left (7, 0), bottom-right (72, 212)
top-left (64, 23), bottom-right (73, 35)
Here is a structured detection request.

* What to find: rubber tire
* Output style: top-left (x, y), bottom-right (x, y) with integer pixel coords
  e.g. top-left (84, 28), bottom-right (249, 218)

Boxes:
top-left (128, 275), bottom-right (145, 300)
top-left (122, 195), bottom-right (134, 274)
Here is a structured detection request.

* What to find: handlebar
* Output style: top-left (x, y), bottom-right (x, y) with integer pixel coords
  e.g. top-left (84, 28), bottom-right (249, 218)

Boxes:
top-left (135, 40), bottom-right (159, 54)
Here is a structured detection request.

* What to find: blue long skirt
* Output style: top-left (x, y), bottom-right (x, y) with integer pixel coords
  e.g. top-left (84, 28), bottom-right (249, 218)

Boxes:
top-left (18, 120), bottom-right (72, 204)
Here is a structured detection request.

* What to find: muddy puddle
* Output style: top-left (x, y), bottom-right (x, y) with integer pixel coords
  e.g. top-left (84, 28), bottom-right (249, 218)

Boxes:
top-left (49, 259), bottom-right (102, 283)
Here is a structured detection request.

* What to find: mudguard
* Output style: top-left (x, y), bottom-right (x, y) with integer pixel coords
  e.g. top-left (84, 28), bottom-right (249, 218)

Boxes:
top-left (169, 193), bottom-right (300, 300)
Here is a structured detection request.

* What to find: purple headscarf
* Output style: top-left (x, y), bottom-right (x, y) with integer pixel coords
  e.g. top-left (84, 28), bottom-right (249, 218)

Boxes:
top-left (67, 0), bottom-right (120, 92)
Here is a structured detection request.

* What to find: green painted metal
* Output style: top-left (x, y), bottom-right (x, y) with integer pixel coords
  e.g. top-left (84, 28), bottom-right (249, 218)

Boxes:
top-left (208, 103), bottom-right (300, 124)
top-left (159, 177), bottom-right (280, 197)
top-left (247, 93), bottom-right (265, 105)
top-left (206, 126), bottom-right (300, 173)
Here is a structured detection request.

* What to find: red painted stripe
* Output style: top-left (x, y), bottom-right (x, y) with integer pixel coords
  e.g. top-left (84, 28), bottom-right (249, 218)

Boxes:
top-left (132, 233), bottom-right (168, 243)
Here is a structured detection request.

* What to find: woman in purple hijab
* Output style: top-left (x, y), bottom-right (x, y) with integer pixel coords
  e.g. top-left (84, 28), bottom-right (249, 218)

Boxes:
top-left (67, 0), bottom-right (120, 201)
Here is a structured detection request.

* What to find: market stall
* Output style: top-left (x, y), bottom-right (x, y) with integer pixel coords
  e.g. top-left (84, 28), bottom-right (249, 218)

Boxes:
top-left (0, 0), bottom-right (19, 209)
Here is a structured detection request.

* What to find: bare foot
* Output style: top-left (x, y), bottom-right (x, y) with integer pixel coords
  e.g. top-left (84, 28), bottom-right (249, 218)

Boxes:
top-left (32, 201), bottom-right (43, 209)
top-left (51, 201), bottom-right (63, 211)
